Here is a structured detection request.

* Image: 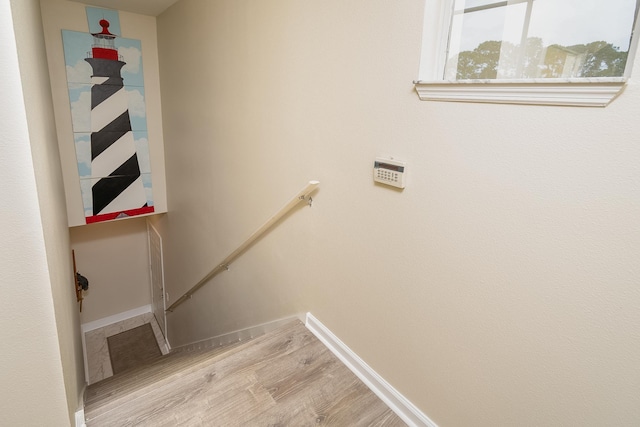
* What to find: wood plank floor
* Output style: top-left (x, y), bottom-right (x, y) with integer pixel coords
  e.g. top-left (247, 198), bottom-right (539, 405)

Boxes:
top-left (85, 320), bottom-right (406, 426)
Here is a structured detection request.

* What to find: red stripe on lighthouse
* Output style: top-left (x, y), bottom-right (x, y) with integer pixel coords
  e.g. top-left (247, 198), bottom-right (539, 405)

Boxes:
top-left (92, 47), bottom-right (118, 60)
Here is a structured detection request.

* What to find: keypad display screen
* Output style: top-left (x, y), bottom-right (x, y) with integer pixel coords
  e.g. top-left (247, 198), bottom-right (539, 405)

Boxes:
top-left (374, 162), bottom-right (404, 173)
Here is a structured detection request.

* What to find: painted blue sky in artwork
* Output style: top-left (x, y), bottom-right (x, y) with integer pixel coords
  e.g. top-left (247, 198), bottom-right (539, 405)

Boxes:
top-left (74, 133), bottom-right (91, 177)
top-left (86, 7), bottom-right (121, 36)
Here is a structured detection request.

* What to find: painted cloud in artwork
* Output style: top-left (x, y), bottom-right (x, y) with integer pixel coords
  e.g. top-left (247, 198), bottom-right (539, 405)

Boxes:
top-left (126, 88), bottom-right (147, 119)
top-left (120, 46), bottom-right (142, 74)
top-left (66, 60), bottom-right (92, 84)
top-left (70, 88), bottom-right (91, 132)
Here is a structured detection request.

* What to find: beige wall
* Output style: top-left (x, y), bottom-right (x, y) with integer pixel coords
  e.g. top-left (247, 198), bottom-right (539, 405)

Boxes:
top-left (1, 0), bottom-right (73, 424)
top-left (10, 0), bottom-right (86, 420)
top-left (71, 217), bottom-right (152, 323)
top-left (40, 0), bottom-right (167, 226)
top-left (156, 0), bottom-right (640, 426)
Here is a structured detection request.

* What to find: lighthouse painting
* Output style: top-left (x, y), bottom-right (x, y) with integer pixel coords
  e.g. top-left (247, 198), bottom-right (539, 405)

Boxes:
top-left (62, 7), bottom-right (154, 224)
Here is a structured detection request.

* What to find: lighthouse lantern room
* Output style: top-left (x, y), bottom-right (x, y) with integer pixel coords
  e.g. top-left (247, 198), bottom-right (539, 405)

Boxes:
top-left (90, 19), bottom-right (119, 61)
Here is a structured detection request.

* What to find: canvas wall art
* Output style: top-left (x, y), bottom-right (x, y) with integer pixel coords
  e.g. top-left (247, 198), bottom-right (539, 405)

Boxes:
top-left (62, 7), bottom-right (154, 224)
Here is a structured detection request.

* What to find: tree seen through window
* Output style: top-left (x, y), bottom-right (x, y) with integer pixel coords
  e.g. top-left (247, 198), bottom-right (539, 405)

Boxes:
top-left (445, 0), bottom-right (636, 80)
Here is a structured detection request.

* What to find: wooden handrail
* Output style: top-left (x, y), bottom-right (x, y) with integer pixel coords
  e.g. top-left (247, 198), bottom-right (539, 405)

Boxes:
top-left (166, 180), bottom-right (319, 312)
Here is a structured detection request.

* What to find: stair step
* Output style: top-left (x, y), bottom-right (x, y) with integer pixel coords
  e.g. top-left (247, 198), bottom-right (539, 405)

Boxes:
top-left (84, 339), bottom-right (245, 408)
top-left (84, 319), bottom-right (308, 423)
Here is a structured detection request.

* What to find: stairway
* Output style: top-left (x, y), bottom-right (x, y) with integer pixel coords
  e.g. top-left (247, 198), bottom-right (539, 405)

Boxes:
top-left (84, 320), bottom-right (406, 426)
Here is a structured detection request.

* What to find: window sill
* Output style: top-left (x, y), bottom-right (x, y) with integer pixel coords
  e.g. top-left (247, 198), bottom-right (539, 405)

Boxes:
top-left (413, 77), bottom-right (627, 107)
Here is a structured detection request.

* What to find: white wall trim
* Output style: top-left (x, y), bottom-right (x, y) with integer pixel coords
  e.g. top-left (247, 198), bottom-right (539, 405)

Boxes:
top-left (305, 313), bottom-right (437, 427)
top-left (81, 304), bottom-right (152, 333)
top-left (147, 219), bottom-right (169, 350)
top-left (414, 78), bottom-right (627, 107)
top-left (74, 408), bottom-right (85, 427)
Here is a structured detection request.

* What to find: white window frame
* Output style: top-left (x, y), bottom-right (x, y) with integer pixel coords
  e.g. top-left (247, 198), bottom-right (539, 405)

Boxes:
top-left (414, 0), bottom-right (640, 107)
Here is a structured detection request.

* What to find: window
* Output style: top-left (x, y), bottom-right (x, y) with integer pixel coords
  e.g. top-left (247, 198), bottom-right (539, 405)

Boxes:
top-left (415, 0), bottom-right (640, 106)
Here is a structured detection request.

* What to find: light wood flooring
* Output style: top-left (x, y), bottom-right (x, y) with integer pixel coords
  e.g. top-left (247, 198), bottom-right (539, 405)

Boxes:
top-left (85, 320), bottom-right (407, 426)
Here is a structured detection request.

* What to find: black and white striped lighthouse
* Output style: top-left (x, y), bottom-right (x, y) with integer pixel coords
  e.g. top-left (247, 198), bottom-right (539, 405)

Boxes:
top-left (84, 19), bottom-right (152, 223)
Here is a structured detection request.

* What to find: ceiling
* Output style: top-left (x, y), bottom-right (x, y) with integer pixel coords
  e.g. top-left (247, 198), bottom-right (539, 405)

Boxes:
top-left (66, 0), bottom-right (181, 16)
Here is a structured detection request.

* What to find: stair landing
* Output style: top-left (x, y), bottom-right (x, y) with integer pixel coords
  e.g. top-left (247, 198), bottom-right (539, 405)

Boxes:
top-left (85, 320), bottom-right (406, 426)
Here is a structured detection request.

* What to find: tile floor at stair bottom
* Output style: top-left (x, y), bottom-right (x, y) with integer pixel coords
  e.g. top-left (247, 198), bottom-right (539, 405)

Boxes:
top-left (85, 313), bottom-right (168, 384)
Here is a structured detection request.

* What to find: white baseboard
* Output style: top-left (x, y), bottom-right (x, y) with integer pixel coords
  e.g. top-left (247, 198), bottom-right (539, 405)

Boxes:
top-left (81, 304), bottom-right (152, 333)
top-left (305, 313), bottom-right (437, 427)
top-left (75, 408), bottom-right (85, 427)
